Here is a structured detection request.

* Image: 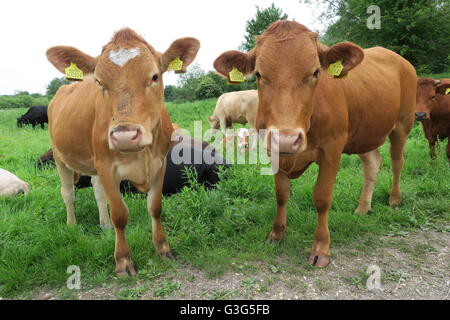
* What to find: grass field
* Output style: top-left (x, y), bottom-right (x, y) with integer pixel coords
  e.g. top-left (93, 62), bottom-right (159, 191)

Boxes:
top-left (0, 100), bottom-right (449, 299)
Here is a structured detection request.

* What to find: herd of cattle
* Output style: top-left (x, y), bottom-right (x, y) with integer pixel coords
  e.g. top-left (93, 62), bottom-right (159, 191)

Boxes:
top-left (1, 20), bottom-right (450, 275)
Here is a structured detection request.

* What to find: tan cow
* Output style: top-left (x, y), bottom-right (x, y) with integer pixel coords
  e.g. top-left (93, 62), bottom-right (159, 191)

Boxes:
top-left (214, 20), bottom-right (416, 267)
top-left (46, 28), bottom-right (200, 276)
top-left (208, 89), bottom-right (258, 134)
top-left (415, 78), bottom-right (450, 160)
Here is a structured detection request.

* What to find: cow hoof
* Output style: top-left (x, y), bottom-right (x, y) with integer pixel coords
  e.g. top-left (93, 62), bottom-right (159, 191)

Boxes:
top-left (389, 198), bottom-right (401, 208)
top-left (161, 251), bottom-right (175, 260)
top-left (354, 206), bottom-right (371, 215)
top-left (307, 254), bottom-right (330, 268)
top-left (266, 230), bottom-right (285, 243)
top-left (116, 260), bottom-right (137, 277)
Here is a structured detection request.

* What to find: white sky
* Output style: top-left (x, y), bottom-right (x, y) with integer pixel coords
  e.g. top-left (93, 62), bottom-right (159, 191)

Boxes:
top-left (0, 0), bottom-right (325, 95)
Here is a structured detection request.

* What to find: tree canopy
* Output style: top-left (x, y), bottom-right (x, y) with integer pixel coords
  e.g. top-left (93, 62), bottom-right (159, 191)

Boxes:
top-left (46, 77), bottom-right (69, 96)
top-left (240, 3), bottom-right (288, 52)
top-left (302, 0), bottom-right (450, 73)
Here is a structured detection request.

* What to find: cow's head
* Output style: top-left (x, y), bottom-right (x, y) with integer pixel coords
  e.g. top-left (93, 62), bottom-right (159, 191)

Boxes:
top-left (46, 28), bottom-right (199, 153)
top-left (214, 20), bottom-right (363, 156)
top-left (208, 115), bottom-right (220, 130)
top-left (16, 117), bottom-right (24, 127)
top-left (415, 78), bottom-right (450, 121)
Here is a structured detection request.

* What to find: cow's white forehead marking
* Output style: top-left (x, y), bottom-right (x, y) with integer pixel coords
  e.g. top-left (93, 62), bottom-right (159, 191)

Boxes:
top-left (108, 47), bottom-right (140, 67)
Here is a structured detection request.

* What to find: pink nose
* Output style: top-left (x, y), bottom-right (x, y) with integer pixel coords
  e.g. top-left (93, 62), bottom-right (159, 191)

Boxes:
top-left (269, 129), bottom-right (304, 155)
top-left (110, 126), bottom-right (142, 151)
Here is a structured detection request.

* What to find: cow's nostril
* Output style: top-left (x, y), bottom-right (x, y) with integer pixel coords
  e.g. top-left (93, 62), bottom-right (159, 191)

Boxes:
top-left (293, 134), bottom-right (303, 146)
top-left (131, 129), bottom-right (140, 141)
top-left (415, 112), bottom-right (427, 120)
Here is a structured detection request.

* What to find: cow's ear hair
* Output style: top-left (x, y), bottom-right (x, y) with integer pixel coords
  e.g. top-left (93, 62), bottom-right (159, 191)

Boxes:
top-left (46, 46), bottom-right (97, 75)
top-left (160, 37), bottom-right (200, 73)
top-left (214, 49), bottom-right (256, 81)
top-left (436, 82), bottom-right (450, 95)
top-left (319, 42), bottom-right (364, 78)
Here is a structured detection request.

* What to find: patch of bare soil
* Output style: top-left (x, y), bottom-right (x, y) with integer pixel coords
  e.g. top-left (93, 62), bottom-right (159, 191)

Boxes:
top-left (30, 230), bottom-right (449, 300)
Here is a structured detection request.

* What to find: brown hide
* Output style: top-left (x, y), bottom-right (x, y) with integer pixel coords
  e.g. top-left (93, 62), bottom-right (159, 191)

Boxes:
top-left (214, 20), bottom-right (417, 267)
top-left (416, 78), bottom-right (450, 160)
top-left (47, 28), bottom-right (200, 275)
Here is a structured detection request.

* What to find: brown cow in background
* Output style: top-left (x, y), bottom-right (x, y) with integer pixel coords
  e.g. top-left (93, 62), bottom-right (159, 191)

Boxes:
top-left (214, 20), bottom-right (417, 267)
top-left (415, 78), bottom-right (450, 160)
top-left (46, 28), bottom-right (200, 276)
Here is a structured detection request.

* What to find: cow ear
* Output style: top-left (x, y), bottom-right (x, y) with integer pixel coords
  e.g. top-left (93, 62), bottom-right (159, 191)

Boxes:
top-left (46, 46), bottom-right (97, 75)
top-left (319, 42), bottom-right (364, 78)
top-left (214, 49), bottom-right (256, 81)
top-left (160, 37), bottom-right (200, 73)
top-left (436, 82), bottom-right (450, 95)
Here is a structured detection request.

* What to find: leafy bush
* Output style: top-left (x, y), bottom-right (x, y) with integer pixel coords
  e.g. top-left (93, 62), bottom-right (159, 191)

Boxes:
top-left (0, 93), bottom-right (51, 109)
top-left (195, 76), bottom-right (222, 99)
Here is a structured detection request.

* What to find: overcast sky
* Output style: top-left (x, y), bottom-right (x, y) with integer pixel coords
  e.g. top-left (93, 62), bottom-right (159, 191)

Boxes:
top-left (0, 0), bottom-right (326, 95)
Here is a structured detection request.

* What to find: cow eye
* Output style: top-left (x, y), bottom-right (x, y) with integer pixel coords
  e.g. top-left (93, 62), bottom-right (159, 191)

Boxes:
top-left (431, 95), bottom-right (436, 100)
top-left (152, 74), bottom-right (158, 82)
top-left (255, 71), bottom-right (261, 79)
top-left (313, 69), bottom-right (320, 79)
top-left (95, 79), bottom-right (103, 88)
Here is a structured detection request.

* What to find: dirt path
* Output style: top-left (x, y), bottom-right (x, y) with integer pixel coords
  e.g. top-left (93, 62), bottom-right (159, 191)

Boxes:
top-left (30, 230), bottom-right (449, 300)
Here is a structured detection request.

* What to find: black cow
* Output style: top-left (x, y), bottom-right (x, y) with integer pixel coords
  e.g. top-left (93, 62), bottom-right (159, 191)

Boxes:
top-left (37, 136), bottom-right (230, 196)
top-left (17, 106), bottom-right (48, 129)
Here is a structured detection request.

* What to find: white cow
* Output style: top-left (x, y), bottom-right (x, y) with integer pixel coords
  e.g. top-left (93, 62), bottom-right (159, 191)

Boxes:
top-left (0, 168), bottom-right (30, 197)
top-left (208, 90), bottom-right (258, 134)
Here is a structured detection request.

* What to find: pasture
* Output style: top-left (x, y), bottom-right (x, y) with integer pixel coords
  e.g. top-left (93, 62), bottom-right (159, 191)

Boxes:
top-left (0, 100), bottom-right (449, 299)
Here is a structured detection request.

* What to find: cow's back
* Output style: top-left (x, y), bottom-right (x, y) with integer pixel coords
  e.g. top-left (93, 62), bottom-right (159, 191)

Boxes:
top-left (313, 46), bottom-right (416, 154)
top-left (48, 78), bottom-right (98, 174)
top-left (216, 90), bottom-right (258, 124)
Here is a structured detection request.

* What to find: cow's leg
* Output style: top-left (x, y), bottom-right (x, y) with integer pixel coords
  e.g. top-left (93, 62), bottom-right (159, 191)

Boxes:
top-left (267, 171), bottom-right (291, 242)
top-left (97, 170), bottom-right (135, 276)
top-left (219, 117), bottom-right (227, 136)
top-left (147, 160), bottom-right (173, 258)
top-left (308, 156), bottom-right (341, 268)
top-left (388, 127), bottom-right (408, 207)
top-left (446, 139), bottom-right (450, 161)
top-left (55, 161), bottom-right (76, 226)
top-left (428, 136), bottom-right (437, 159)
top-left (91, 175), bottom-right (112, 230)
top-left (355, 149), bottom-right (382, 215)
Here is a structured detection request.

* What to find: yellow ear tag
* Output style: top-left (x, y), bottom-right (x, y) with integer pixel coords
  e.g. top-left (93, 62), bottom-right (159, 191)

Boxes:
top-left (327, 60), bottom-right (344, 77)
top-left (167, 56), bottom-right (183, 71)
top-left (64, 62), bottom-right (83, 81)
top-left (445, 88), bottom-right (450, 95)
top-left (229, 67), bottom-right (245, 84)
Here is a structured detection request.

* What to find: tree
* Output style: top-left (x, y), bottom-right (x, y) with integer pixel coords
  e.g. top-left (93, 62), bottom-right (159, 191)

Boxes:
top-left (164, 85), bottom-right (176, 101)
top-left (195, 76), bottom-right (222, 99)
top-left (46, 77), bottom-right (69, 96)
top-left (302, 0), bottom-right (450, 73)
top-left (240, 3), bottom-right (288, 52)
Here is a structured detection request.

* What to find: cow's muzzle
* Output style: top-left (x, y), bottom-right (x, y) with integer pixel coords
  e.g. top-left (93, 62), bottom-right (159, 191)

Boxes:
top-left (266, 128), bottom-right (306, 156)
top-left (109, 125), bottom-right (144, 152)
top-left (415, 112), bottom-right (428, 121)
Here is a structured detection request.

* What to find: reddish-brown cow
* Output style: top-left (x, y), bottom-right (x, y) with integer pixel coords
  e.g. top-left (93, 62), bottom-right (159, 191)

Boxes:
top-left (415, 78), bottom-right (450, 160)
top-left (46, 28), bottom-right (200, 275)
top-left (214, 20), bottom-right (417, 267)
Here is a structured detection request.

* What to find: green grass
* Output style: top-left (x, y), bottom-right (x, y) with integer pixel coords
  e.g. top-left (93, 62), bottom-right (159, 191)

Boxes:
top-left (0, 100), bottom-right (449, 298)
